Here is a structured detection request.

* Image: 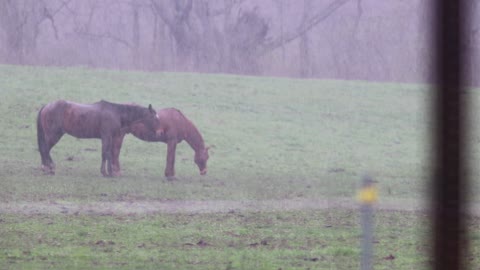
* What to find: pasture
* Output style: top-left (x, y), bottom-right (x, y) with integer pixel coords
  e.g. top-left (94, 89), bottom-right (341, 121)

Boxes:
top-left (0, 65), bottom-right (479, 269)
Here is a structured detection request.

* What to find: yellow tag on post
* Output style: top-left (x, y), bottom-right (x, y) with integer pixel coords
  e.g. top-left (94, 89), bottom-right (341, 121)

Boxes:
top-left (358, 186), bottom-right (378, 204)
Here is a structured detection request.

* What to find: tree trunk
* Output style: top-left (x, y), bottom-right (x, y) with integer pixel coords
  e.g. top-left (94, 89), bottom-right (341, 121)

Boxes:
top-left (300, 0), bottom-right (313, 77)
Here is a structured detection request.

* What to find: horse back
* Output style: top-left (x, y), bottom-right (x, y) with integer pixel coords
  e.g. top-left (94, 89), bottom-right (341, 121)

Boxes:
top-left (42, 100), bottom-right (120, 139)
top-left (155, 108), bottom-right (193, 140)
top-left (39, 100), bottom-right (69, 134)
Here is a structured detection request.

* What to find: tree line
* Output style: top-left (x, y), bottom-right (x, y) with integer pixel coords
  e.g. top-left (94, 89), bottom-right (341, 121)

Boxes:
top-left (0, 0), bottom-right (478, 84)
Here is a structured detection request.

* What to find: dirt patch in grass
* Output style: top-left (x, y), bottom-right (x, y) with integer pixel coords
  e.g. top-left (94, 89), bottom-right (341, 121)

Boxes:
top-left (0, 197), bottom-right (448, 215)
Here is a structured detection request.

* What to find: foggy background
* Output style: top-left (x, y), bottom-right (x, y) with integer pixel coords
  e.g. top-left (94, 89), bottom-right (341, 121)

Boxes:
top-left (0, 0), bottom-right (478, 85)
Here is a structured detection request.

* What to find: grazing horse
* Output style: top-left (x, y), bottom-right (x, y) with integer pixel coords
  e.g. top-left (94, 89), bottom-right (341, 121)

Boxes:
top-left (37, 100), bottom-right (162, 177)
top-left (111, 108), bottom-right (209, 179)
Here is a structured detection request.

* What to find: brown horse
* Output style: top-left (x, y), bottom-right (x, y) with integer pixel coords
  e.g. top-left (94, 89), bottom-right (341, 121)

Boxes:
top-left (37, 100), bottom-right (162, 177)
top-left (111, 108), bottom-right (209, 179)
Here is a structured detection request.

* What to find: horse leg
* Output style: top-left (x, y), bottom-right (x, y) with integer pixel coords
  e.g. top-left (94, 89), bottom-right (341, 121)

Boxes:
top-left (111, 133), bottom-right (125, 177)
top-left (38, 139), bottom-right (52, 174)
top-left (37, 108), bottom-right (64, 174)
top-left (41, 131), bottom-right (64, 175)
top-left (165, 140), bottom-right (177, 180)
top-left (101, 135), bottom-right (113, 177)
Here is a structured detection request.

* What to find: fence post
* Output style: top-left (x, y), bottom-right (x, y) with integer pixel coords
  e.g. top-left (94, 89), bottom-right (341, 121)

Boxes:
top-left (358, 175), bottom-right (377, 270)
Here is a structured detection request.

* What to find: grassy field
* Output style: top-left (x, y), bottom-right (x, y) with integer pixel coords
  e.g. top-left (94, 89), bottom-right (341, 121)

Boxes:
top-left (0, 210), bottom-right (435, 270)
top-left (0, 65), bottom-right (433, 201)
top-left (0, 64), bottom-right (478, 269)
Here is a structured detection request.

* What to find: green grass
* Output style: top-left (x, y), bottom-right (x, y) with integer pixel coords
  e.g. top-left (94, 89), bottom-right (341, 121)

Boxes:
top-left (0, 64), bottom-right (479, 269)
top-left (0, 65), bottom-right (434, 202)
top-left (4, 210), bottom-right (480, 269)
top-left (0, 210), bottom-right (438, 270)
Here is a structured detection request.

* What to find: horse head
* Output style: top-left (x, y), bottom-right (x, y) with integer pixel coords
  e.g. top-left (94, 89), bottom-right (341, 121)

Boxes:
top-left (194, 146), bottom-right (210, 175)
top-left (139, 104), bottom-right (163, 137)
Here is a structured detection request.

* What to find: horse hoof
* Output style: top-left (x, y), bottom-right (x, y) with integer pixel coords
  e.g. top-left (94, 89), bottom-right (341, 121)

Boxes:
top-left (41, 165), bottom-right (55, 175)
top-left (166, 176), bottom-right (177, 181)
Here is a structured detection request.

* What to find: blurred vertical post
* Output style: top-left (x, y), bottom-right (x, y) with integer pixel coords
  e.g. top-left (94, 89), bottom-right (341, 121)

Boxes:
top-left (431, 0), bottom-right (468, 269)
top-left (358, 175), bottom-right (377, 270)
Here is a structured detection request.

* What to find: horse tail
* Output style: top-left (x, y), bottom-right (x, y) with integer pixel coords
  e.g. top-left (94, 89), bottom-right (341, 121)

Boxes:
top-left (37, 105), bottom-right (47, 154)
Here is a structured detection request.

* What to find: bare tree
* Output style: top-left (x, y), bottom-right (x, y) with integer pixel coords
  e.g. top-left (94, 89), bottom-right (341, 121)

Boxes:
top-left (131, 1), bottom-right (141, 68)
top-left (0, 0), bottom-right (46, 64)
top-left (225, 6), bottom-right (268, 74)
top-left (260, 0), bottom-right (351, 56)
top-left (299, 0), bottom-right (313, 77)
top-left (0, 0), bottom-right (70, 64)
top-left (150, 0), bottom-right (198, 70)
top-left (275, 0), bottom-right (285, 66)
top-left (0, 0), bottom-right (458, 84)
top-left (147, 0), bottom-right (354, 75)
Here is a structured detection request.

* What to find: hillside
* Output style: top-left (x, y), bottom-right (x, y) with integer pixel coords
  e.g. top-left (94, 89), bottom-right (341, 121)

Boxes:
top-left (0, 65), bottom-right (440, 203)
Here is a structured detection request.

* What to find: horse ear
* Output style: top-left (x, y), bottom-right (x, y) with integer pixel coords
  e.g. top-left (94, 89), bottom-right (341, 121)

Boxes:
top-left (148, 104), bottom-right (154, 113)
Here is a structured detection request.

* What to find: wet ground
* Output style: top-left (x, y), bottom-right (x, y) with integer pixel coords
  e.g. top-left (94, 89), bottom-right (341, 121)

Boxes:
top-left (1, 197), bottom-right (471, 215)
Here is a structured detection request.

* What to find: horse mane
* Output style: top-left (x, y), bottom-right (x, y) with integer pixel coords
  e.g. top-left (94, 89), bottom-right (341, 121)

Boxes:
top-left (173, 108), bottom-right (205, 150)
top-left (97, 100), bottom-right (151, 124)
top-left (97, 100), bottom-right (144, 111)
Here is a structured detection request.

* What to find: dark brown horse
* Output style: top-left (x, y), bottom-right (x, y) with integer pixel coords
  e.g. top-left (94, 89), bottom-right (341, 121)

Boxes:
top-left (37, 100), bottom-right (162, 177)
top-left (111, 108), bottom-right (209, 179)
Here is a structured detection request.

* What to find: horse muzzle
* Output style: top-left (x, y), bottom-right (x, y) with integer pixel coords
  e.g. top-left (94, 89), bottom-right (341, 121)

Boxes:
top-left (200, 169), bottom-right (207, 175)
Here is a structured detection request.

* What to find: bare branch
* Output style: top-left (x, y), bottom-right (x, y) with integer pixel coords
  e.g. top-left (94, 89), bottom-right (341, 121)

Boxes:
top-left (150, 0), bottom-right (174, 27)
top-left (51, 0), bottom-right (73, 17)
top-left (59, 0), bottom-right (77, 16)
top-left (43, 7), bottom-right (58, 39)
top-left (76, 31), bottom-right (133, 49)
top-left (36, 0), bottom-right (73, 40)
top-left (260, 0), bottom-right (351, 55)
